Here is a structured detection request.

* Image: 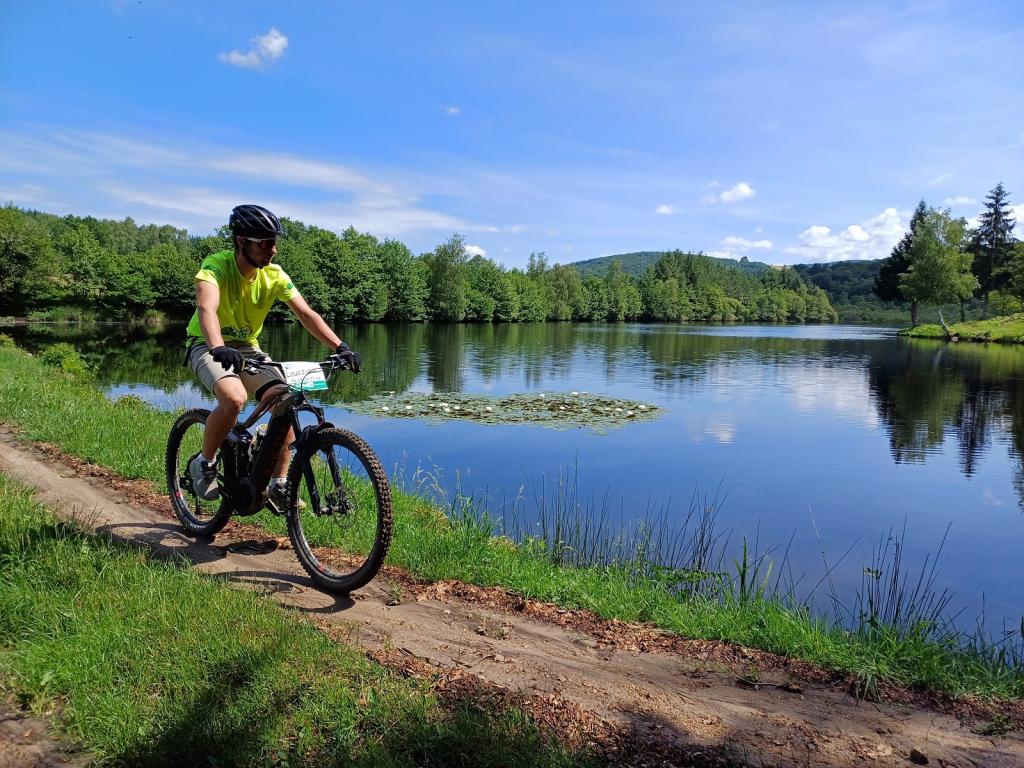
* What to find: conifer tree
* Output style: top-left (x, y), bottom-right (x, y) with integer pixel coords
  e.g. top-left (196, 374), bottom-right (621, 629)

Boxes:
top-left (970, 182), bottom-right (1017, 300)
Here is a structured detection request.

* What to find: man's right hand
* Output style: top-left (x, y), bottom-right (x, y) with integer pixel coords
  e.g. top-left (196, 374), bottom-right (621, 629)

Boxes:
top-left (211, 345), bottom-right (243, 374)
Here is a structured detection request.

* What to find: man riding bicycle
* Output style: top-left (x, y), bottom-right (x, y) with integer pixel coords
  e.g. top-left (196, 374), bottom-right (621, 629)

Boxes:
top-left (184, 204), bottom-right (360, 507)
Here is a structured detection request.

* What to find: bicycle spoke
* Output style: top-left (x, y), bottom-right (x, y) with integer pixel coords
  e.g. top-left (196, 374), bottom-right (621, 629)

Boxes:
top-left (288, 428), bottom-right (392, 594)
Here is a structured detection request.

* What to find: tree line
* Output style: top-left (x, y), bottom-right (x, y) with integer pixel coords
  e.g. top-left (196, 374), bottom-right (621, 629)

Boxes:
top-left (873, 183), bottom-right (1021, 324)
top-left (0, 205), bottom-right (836, 323)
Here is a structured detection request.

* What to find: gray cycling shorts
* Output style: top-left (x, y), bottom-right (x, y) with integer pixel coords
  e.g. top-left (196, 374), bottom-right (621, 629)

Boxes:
top-left (187, 341), bottom-right (285, 400)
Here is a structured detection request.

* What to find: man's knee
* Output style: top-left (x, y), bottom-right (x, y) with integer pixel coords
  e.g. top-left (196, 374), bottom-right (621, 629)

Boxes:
top-left (213, 378), bottom-right (247, 415)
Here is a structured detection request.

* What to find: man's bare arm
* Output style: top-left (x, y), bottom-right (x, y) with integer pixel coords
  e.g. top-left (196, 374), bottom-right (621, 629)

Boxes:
top-left (196, 280), bottom-right (225, 347)
top-left (286, 294), bottom-right (343, 350)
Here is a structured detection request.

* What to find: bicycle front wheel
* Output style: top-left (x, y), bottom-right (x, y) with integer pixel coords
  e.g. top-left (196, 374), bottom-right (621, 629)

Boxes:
top-left (166, 408), bottom-right (232, 537)
top-left (286, 427), bottom-right (393, 594)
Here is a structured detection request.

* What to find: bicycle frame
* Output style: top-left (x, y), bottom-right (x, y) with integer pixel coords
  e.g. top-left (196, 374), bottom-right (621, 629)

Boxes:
top-left (220, 360), bottom-right (345, 516)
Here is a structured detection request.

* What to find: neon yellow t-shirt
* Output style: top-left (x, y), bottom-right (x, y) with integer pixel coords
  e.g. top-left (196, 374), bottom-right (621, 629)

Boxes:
top-left (185, 250), bottom-right (300, 346)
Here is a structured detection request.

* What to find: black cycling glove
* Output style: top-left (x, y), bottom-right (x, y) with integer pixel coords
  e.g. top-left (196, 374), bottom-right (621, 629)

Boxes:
top-left (335, 342), bottom-right (361, 373)
top-left (210, 345), bottom-right (244, 374)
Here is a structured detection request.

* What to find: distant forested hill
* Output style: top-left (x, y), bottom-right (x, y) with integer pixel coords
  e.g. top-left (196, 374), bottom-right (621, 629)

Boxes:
top-left (791, 260), bottom-right (985, 323)
top-left (792, 260), bottom-right (882, 303)
top-left (791, 259), bottom-right (908, 322)
top-left (570, 253), bottom-right (964, 323)
top-left (572, 251), bottom-right (771, 279)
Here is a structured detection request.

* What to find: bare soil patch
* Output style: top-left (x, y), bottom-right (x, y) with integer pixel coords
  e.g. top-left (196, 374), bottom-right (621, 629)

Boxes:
top-left (1, 426), bottom-right (1021, 767)
top-left (0, 699), bottom-right (90, 768)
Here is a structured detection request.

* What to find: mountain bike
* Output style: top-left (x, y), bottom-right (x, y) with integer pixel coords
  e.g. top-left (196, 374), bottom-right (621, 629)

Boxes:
top-left (165, 354), bottom-right (392, 594)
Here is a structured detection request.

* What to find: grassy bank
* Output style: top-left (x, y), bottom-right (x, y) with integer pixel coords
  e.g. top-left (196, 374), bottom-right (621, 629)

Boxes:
top-left (0, 473), bottom-right (591, 767)
top-left (0, 343), bottom-right (1021, 702)
top-left (903, 313), bottom-right (1024, 343)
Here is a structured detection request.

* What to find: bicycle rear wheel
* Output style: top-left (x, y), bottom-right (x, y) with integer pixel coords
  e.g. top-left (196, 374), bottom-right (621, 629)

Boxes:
top-left (166, 408), bottom-right (232, 537)
top-left (286, 427), bottom-right (393, 594)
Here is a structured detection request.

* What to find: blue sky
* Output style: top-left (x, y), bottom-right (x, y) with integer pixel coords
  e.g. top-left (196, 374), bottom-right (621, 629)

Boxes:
top-left (1, 1), bottom-right (1022, 267)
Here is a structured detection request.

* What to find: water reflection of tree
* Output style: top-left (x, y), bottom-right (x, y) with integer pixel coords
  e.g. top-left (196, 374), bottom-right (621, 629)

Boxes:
top-left (868, 339), bottom-right (1024, 507)
top-left (19, 323), bottom-right (196, 392)
top-left (423, 323), bottom-right (467, 392)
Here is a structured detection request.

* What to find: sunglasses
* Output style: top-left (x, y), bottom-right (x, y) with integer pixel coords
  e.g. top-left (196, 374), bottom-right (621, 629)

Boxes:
top-left (242, 237), bottom-right (277, 247)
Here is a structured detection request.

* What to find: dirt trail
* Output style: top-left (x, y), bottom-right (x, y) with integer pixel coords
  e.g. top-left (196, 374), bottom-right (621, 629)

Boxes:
top-left (1, 428), bottom-right (1021, 768)
top-left (0, 703), bottom-right (90, 768)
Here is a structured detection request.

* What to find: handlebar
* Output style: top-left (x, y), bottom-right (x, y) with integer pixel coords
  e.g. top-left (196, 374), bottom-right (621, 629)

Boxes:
top-left (241, 353), bottom-right (353, 383)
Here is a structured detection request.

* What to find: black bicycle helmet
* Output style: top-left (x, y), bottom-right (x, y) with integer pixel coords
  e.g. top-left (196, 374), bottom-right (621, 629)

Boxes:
top-left (229, 204), bottom-right (284, 239)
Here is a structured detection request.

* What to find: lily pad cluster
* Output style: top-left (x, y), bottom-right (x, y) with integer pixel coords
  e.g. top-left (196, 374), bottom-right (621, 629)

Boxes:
top-left (348, 390), bottom-right (660, 430)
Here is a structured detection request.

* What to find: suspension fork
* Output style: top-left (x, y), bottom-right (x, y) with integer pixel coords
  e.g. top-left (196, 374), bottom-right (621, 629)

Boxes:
top-left (293, 406), bottom-right (345, 515)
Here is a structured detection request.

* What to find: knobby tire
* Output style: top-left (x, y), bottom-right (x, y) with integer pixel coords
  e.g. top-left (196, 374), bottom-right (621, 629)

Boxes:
top-left (166, 408), bottom-right (232, 537)
top-left (286, 427), bottom-right (393, 594)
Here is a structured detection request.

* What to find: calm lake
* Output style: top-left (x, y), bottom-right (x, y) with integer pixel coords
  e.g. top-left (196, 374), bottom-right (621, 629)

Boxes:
top-left (13, 322), bottom-right (1024, 635)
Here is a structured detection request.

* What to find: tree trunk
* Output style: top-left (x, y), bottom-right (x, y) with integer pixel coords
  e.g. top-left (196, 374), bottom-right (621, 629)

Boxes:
top-left (959, 300), bottom-right (966, 322)
top-left (938, 310), bottom-right (958, 342)
top-left (911, 301), bottom-right (918, 327)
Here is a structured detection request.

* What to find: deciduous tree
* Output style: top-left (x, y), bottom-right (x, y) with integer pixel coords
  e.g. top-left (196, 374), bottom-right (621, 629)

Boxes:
top-left (899, 208), bottom-right (978, 325)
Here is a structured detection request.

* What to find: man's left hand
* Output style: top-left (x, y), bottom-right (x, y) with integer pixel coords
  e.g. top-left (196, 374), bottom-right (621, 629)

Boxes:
top-left (335, 342), bottom-right (361, 373)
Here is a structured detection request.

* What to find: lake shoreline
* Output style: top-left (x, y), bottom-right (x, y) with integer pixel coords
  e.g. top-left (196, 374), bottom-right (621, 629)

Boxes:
top-left (902, 312), bottom-right (1024, 343)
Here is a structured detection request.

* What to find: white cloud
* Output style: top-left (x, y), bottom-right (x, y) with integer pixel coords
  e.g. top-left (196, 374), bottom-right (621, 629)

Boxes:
top-left (442, 105), bottom-right (461, 116)
top-left (722, 235), bottom-right (773, 250)
top-left (783, 207), bottom-right (908, 263)
top-left (703, 181), bottom-right (756, 204)
top-left (219, 27), bottom-right (289, 69)
top-left (719, 181), bottom-right (755, 203)
top-left (1012, 204), bottom-right (1024, 227)
top-left (943, 196), bottom-right (977, 207)
top-left (209, 153), bottom-right (384, 193)
top-left (844, 224), bottom-right (869, 241)
top-left (655, 204), bottom-right (676, 215)
top-left (465, 244), bottom-right (486, 257)
top-left (927, 172), bottom-right (953, 187)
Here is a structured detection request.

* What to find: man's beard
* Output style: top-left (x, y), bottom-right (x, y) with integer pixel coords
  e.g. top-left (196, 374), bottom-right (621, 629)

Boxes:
top-left (242, 242), bottom-right (273, 269)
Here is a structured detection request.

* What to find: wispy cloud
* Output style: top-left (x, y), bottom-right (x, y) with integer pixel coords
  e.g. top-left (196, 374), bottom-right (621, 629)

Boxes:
top-left (655, 204), bottom-right (676, 215)
top-left (219, 27), bottom-right (289, 69)
top-left (465, 244), bottom-right (486, 257)
top-left (942, 195), bottom-right (977, 207)
top-left (442, 105), bottom-right (461, 116)
top-left (927, 172), bottom-right (953, 187)
top-left (0, 128), bottom-right (481, 239)
top-left (702, 181), bottom-right (756, 204)
top-left (707, 234), bottom-right (773, 261)
top-left (722, 235), bottom-right (772, 250)
top-left (783, 207), bottom-right (908, 262)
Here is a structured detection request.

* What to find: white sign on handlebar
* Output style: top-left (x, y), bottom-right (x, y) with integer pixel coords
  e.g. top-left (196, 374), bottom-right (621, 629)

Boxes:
top-left (280, 361), bottom-right (329, 391)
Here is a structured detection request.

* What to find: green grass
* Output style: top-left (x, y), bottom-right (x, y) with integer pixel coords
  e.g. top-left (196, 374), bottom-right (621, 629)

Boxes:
top-left (0, 473), bottom-right (593, 767)
top-left (903, 313), bottom-right (1024, 343)
top-left (0, 344), bottom-right (1021, 702)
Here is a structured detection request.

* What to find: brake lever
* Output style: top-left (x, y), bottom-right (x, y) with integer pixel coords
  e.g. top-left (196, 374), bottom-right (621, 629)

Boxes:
top-left (327, 353), bottom-right (350, 371)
